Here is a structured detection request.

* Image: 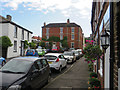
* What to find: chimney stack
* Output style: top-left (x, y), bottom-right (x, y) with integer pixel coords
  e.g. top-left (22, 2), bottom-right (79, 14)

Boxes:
top-left (67, 19), bottom-right (70, 24)
top-left (6, 15), bottom-right (12, 21)
top-left (44, 22), bottom-right (46, 26)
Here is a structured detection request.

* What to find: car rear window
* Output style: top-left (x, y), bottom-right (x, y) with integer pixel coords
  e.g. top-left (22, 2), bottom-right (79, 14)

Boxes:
top-left (27, 49), bottom-right (34, 53)
top-left (45, 55), bottom-right (57, 60)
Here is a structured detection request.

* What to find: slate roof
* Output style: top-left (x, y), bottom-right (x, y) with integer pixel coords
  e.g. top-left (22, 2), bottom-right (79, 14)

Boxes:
top-left (0, 15), bottom-right (33, 34)
top-left (42, 23), bottom-right (80, 28)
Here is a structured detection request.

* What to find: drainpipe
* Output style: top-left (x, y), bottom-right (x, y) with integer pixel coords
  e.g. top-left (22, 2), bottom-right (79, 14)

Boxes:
top-left (110, 2), bottom-right (114, 90)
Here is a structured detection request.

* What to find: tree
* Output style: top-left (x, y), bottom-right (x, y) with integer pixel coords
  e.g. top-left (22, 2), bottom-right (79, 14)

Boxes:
top-left (39, 41), bottom-right (45, 48)
top-left (29, 42), bottom-right (37, 49)
top-left (0, 36), bottom-right (13, 58)
top-left (60, 36), bottom-right (68, 48)
top-left (24, 40), bottom-right (29, 49)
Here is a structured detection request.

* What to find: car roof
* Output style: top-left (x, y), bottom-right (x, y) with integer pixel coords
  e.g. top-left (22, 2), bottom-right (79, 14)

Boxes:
top-left (11, 57), bottom-right (45, 62)
top-left (45, 53), bottom-right (62, 57)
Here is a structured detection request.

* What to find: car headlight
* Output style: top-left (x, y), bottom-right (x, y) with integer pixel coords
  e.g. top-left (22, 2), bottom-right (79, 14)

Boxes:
top-left (7, 85), bottom-right (21, 90)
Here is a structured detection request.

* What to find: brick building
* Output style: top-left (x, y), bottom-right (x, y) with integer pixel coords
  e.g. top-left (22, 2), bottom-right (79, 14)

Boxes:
top-left (91, 1), bottom-right (120, 89)
top-left (42, 19), bottom-right (83, 49)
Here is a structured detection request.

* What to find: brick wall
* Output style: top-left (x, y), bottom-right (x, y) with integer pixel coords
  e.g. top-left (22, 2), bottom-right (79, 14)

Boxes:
top-left (42, 26), bottom-right (83, 49)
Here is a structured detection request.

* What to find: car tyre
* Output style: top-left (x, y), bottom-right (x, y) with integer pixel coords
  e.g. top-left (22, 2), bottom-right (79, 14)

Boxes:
top-left (2, 61), bottom-right (6, 66)
top-left (46, 74), bottom-right (51, 84)
top-left (58, 66), bottom-right (62, 73)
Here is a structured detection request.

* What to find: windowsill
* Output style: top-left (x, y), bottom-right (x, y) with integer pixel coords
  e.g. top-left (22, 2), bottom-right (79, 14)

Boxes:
top-left (13, 50), bottom-right (17, 52)
top-left (98, 69), bottom-right (103, 77)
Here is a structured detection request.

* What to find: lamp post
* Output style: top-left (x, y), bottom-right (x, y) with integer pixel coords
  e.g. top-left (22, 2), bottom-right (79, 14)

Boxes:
top-left (101, 29), bottom-right (110, 52)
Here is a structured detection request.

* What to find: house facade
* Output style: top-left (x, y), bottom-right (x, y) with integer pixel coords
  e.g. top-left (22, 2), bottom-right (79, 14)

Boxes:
top-left (42, 19), bottom-right (83, 49)
top-left (0, 15), bottom-right (33, 58)
top-left (91, 1), bottom-right (120, 89)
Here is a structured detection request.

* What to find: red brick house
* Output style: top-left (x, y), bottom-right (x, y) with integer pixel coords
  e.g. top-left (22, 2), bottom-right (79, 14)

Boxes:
top-left (42, 19), bottom-right (83, 49)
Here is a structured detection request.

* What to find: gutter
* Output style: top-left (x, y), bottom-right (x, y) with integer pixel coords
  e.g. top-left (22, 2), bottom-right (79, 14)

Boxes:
top-left (110, 2), bottom-right (114, 90)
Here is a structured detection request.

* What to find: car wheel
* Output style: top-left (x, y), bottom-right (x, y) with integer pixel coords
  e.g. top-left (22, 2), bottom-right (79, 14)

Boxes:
top-left (46, 75), bottom-right (51, 84)
top-left (2, 61), bottom-right (6, 66)
top-left (58, 66), bottom-right (62, 73)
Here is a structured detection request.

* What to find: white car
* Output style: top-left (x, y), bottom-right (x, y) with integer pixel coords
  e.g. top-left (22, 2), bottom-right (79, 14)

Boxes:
top-left (63, 51), bottom-right (76, 63)
top-left (72, 50), bottom-right (80, 60)
top-left (44, 53), bottom-right (67, 72)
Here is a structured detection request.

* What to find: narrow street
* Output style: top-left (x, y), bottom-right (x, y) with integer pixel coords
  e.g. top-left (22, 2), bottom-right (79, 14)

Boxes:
top-left (43, 57), bottom-right (90, 89)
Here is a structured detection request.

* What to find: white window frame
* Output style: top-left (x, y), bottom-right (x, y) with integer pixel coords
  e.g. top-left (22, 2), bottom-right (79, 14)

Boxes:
top-left (14, 26), bottom-right (17, 38)
top-left (60, 34), bottom-right (63, 40)
top-left (46, 28), bottom-right (49, 34)
top-left (71, 34), bottom-right (74, 40)
top-left (98, 58), bottom-right (103, 77)
top-left (71, 27), bottom-right (74, 33)
top-left (14, 40), bottom-right (17, 52)
top-left (22, 29), bottom-right (24, 40)
top-left (71, 42), bottom-right (74, 48)
top-left (46, 35), bottom-right (49, 39)
top-left (60, 27), bottom-right (63, 33)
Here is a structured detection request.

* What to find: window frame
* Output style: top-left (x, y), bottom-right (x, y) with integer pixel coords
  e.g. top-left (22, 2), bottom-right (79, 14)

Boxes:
top-left (13, 40), bottom-right (17, 52)
top-left (71, 34), bottom-right (74, 40)
top-left (14, 26), bottom-right (17, 38)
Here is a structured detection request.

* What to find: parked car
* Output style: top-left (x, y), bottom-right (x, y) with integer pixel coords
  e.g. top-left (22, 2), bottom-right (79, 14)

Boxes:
top-left (0, 57), bottom-right (6, 68)
top-left (51, 46), bottom-right (60, 53)
top-left (0, 57), bottom-right (51, 90)
top-left (36, 49), bottom-right (45, 56)
top-left (43, 49), bottom-right (47, 54)
top-left (69, 48), bottom-right (75, 51)
top-left (25, 49), bottom-right (38, 56)
top-left (72, 50), bottom-right (80, 60)
top-left (63, 51), bottom-right (76, 63)
top-left (44, 53), bottom-right (67, 72)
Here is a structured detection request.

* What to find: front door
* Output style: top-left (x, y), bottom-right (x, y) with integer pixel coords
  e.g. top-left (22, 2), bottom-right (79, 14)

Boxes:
top-left (20, 41), bottom-right (24, 56)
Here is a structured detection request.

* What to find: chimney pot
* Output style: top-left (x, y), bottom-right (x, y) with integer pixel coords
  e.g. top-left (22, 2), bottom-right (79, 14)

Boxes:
top-left (6, 15), bottom-right (12, 21)
top-left (67, 19), bottom-right (70, 24)
top-left (44, 22), bottom-right (46, 26)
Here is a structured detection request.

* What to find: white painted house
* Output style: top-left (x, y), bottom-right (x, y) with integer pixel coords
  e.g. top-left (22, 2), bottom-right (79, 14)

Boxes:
top-left (0, 15), bottom-right (33, 58)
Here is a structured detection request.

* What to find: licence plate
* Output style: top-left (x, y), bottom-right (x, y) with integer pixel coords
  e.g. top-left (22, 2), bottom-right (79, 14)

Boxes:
top-left (48, 62), bottom-right (52, 64)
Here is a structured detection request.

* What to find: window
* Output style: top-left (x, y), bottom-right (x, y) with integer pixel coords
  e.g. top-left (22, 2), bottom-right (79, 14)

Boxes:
top-left (36, 60), bottom-right (42, 69)
top-left (27, 32), bottom-right (29, 41)
top-left (14, 26), bottom-right (17, 38)
top-left (60, 27), bottom-right (63, 33)
top-left (71, 27), bottom-right (74, 33)
top-left (46, 35), bottom-right (49, 39)
top-left (46, 28), bottom-right (49, 34)
top-left (41, 59), bottom-right (47, 67)
top-left (71, 42), bottom-right (74, 48)
top-left (22, 30), bottom-right (24, 40)
top-left (60, 34), bottom-right (63, 40)
top-left (71, 34), bottom-right (74, 40)
top-left (14, 41), bottom-right (17, 52)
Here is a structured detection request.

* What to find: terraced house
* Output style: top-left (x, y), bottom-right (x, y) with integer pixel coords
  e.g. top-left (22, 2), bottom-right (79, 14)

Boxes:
top-left (91, 1), bottom-right (120, 89)
top-left (42, 19), bottom-right (83, 49)
top-left (0, 15), bottom-right (33, 58)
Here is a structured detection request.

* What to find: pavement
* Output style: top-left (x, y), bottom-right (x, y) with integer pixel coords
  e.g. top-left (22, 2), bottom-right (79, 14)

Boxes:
top-left (43, 57), bottom-right (90, 89)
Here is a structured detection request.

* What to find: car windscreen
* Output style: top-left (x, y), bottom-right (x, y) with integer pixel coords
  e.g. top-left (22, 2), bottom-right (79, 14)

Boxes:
top-left (44, 55), bottom-right (57, 60)
top-left (0, 59), bottom-right (33, 73)
top-left (27, 49), bottom-right (34, 53)
top-left (63, 52), bottom-right (72, 56)
top-left (37, 49), bottom-right (42, 52)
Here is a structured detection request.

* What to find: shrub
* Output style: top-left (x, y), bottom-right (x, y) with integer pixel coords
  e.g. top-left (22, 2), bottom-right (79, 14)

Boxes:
top-left (89, 78), bottom-right (101, 87)
top-left (90, 72), bottom-right (98, 78)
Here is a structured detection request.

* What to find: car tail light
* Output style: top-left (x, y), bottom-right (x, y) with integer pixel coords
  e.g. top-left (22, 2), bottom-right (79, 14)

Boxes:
top-left (33, 52), bottom-right (35, 55)
top-left (56, 58), bottom-right (59, 62)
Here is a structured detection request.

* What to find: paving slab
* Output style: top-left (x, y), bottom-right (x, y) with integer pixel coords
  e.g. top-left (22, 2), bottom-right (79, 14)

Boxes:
top-left (43, 57), bottom-right (90, 89)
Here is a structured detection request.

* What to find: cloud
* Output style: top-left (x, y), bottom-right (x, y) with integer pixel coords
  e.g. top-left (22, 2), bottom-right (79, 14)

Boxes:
top-left (1, 0), bottom-right (92, 19)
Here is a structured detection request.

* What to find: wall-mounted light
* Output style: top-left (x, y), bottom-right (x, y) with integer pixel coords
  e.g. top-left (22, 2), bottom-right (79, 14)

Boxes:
top-left (101, 29), bottom-right (110, 51)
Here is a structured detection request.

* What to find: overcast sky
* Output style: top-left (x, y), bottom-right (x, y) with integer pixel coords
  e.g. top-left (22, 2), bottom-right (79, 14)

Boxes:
top-left (0, 0), bottom-right (92, 37)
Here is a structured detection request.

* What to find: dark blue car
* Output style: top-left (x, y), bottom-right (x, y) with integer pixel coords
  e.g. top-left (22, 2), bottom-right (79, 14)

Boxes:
top-left (25, 49), bottom-right (38, 56)
top-left (0, 57), bottom-right (6, 68)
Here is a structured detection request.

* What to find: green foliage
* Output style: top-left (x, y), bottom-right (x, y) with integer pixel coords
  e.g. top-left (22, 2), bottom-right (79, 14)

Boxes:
top-left (83, 43), bottom-right (102, 60)
top-left (0, 36), bottom-right (13, 48)
top-left (89, 78), bottom-right (101, 87)
top-left (88, 63), bottom-right (93, 71)
top-left (90, 72), bottom-right (98, 78)
top-left (62, 40), bottom-right (68, 48)
top-left (39, 41), bottom-right (45, 48)
top-left (24, 40), bottom-right (29, 49)
top-left (29, 42), bottom-right (36, 49)
top-left (47, 36), bottom-right (60, 42)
